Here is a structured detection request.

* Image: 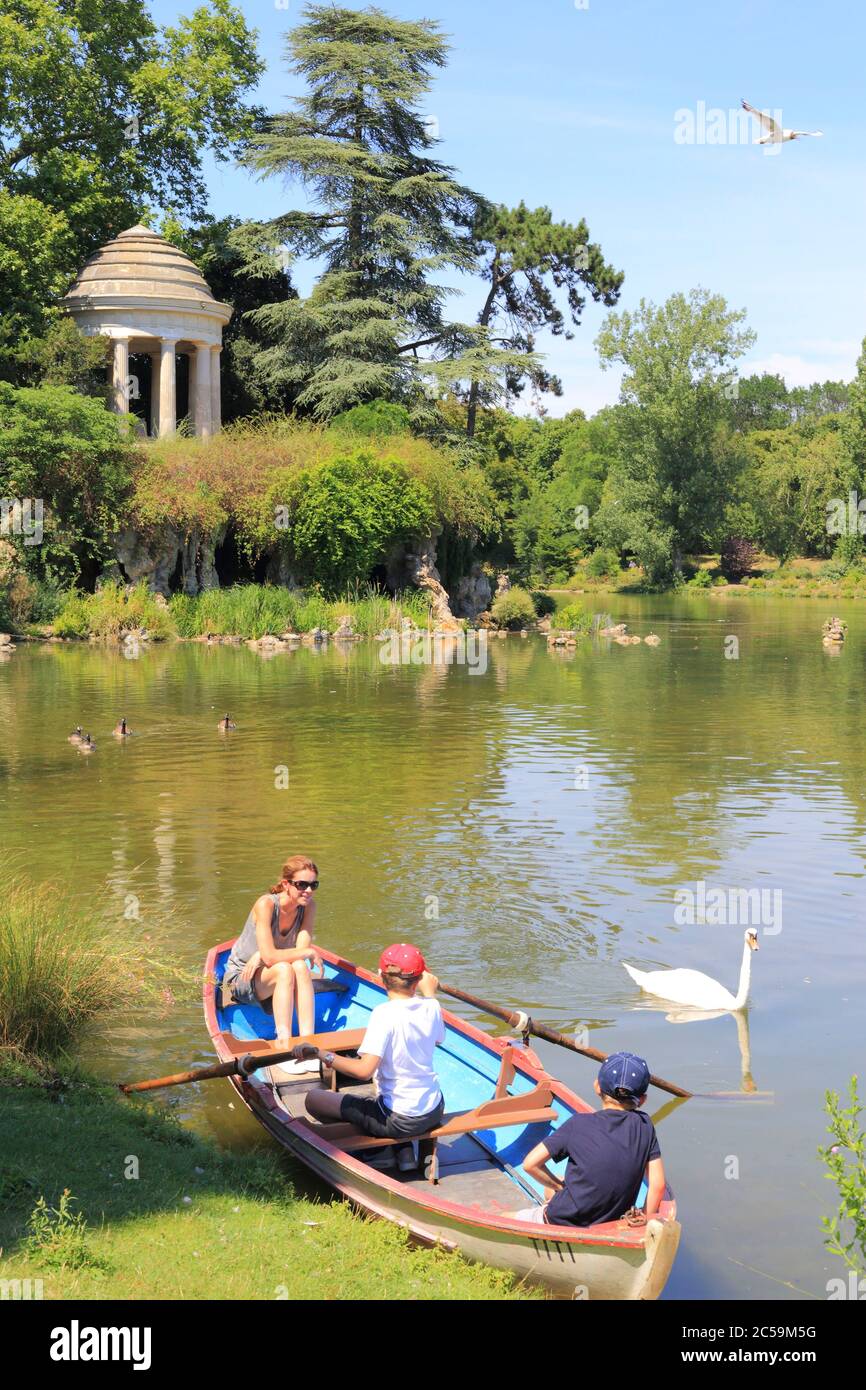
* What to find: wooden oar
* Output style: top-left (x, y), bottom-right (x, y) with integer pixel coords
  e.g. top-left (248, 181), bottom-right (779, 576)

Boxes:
top-left (119, 1045), bottom-right (301, 1094)
top-left (438, 980), bottom-right (693, 1099)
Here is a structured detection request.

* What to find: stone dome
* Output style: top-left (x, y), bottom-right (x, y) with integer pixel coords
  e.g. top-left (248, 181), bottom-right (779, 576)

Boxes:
top-left (63, 224), bottom-right (225, 311)
top-left (63, 224), bottom-right (230, 439)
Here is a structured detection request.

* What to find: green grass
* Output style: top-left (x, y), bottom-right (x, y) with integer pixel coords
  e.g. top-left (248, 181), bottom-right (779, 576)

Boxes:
top-left (168, 584), bottom-right (434, 640)
top-left (0, 1061), bottom-right (538, 1301)
top-left (0, 875), bottom-right (163, 1062)
top-left (53, 582), bottom-right (174, 640)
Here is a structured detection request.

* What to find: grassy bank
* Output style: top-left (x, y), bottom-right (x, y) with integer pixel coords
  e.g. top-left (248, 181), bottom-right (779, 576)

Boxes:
top-left (48, 582), bottom-right (435, 642)
top-left (169, 584), bottom-right (434, 640)
top-left (551, 553), bottom-right (866, 600)
top-left (0, 1060), bottom-right (535, 1300)
top-left (0, 874), bottom-right (162, 1062)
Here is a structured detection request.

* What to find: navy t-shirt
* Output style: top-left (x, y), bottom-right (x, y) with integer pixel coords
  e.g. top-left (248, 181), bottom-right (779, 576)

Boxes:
top-left (543, 1109), bottom-right (661, 1227)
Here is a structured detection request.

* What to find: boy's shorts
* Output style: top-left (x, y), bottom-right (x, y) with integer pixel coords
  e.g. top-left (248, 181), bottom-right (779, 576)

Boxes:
top-left (512, 1204), bottom-right (550, 1225)
top-left (339, 1094), bottom-right (445, 1139)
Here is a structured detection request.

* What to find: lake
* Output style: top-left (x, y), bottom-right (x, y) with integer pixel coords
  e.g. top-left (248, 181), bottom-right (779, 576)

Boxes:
top-left (2, 591), bottom-right (863, 1300)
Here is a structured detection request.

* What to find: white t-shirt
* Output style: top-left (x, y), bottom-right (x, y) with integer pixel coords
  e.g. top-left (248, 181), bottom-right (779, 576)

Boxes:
top-left (360, 996), bottom-right (445, 1116)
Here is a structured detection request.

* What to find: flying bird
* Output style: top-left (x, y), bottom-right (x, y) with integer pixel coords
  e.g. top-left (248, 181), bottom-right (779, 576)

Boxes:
top-left (742, 99), bottom-right (823, 144)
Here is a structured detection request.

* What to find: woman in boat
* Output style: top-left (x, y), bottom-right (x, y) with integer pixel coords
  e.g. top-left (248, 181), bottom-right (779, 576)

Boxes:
top-left (222, 856), bottom-right (324, 1070)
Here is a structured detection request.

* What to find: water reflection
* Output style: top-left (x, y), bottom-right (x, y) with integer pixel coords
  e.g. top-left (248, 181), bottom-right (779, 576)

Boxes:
top-left (1, 596), bottom-right (864, 1299)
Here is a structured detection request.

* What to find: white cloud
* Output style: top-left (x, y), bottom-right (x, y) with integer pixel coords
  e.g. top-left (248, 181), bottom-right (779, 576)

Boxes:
top-left (742, 351), bottom-right (858, 388)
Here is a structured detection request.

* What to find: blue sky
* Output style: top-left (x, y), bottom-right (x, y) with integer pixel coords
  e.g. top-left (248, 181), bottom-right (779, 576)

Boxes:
top-left (152, 0), bottom-right (865, 415)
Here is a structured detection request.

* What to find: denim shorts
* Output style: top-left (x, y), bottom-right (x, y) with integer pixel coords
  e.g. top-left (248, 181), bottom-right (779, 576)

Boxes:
top-left (224, 971), bottom-right (273, 1014)
top-left (339, 1094), bottom-right (445, 1139)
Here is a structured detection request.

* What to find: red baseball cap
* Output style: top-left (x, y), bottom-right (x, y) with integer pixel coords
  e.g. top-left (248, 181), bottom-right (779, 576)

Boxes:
top-left (379, 943), bottom-right (426, 978)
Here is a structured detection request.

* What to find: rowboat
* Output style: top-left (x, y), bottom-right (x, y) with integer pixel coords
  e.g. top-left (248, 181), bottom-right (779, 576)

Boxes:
top-left (204, 940), bottom-right (681, 1299)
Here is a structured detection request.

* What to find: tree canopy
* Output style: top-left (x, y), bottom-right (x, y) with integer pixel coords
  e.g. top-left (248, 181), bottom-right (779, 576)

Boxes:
top-left (0, 0), bottom-right (263, 378)
top-left (595, 289), bottom-right (755, 581)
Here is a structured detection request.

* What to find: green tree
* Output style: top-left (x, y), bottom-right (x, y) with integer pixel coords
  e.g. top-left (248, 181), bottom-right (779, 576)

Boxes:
top-left (464, 202), bottom-right (623, 437)
top-left (0, 382), bottom-right (135, 586)
top-left (595, 289), bottom-right (755, 582)
top-left (286, 450), bottom-right (435, 591)
top-left (841, 338), bottom-right (866, 491)
top-left (235, 4), bottom-right (532, 421)
top-left (734, 420), bottom-right (852, 562)
top-left (728, 373), bottom-right (793, 432)
top-left (162, 215), bottom-right (296, 423)
top-left (0, 0), bottom-right (263, 379)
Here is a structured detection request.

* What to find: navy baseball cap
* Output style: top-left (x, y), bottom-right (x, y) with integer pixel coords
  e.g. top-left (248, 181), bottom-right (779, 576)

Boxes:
top-left (598, 1051), bottom-right (650, 1101)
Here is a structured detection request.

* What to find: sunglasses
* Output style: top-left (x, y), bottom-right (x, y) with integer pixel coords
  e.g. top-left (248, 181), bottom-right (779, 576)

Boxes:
top-left (290, 879), bottom-right (319, 892)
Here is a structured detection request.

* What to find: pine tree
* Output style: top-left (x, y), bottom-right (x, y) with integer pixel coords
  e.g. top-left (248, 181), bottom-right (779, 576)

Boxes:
top-left (465, 202), bottom-right (624, 437)
top-left (236, 4), bottom-right (486, 417)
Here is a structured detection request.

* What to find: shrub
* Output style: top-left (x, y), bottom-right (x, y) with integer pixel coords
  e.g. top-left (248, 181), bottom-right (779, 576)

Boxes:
top-left (712, 574), bottom-right (728, 586)
top-left (53, 582), bottom-right (174, 640)
top-left (491, 586), bottom-right (536, 629)
top-left (0, 382), bottom-right (135, 585)
top-left (820, 560), bottom-right (848, 582)
top-left (290, 451), bottom-right (435, 593)
top-left (24, 1189), bottom-right (107, 1272)
top-left (555, 601), bottom-right (592, 634)
top-left (530, 591), bottom-right (557, 617)
top-left (331, 400), bottom-right (412, 436)
top-left (833, 533), bottom-right (864, 572)
top-left (688, 567), bottom-right (712, 588)
top-left (720, 536), bottom-right (757, 583)
top-left (0, 873), bottom-right (155, 1061)
top-left (819, 1077), bottom-right (866, 1275)
top-left (585, 548), bottom-right (619, 579)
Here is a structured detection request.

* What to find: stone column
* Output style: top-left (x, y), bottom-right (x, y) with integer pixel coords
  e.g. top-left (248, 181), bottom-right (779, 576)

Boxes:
top-left (150, 350), bottom-right (161, 438)
top-left (158, 339), bottom-right (177, 438)
top-left (111, 336), bottom-right (130, 414)
top-left (192, 344), bottom-right (213, 439)
top-left (210, 347), bottom-right (222, 435)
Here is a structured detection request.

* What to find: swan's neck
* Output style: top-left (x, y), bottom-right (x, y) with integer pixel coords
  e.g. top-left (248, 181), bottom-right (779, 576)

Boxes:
top-left (733, 942), bottom-right (753, 1009)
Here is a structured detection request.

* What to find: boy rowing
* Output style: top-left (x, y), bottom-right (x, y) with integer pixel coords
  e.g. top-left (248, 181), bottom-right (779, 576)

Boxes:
top-left (292, 943), bottom-right (445, 1174)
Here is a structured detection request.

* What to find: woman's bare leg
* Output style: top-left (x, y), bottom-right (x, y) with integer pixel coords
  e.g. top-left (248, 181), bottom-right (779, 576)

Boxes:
top-left (292, 959), bottom-right (315, 1036)
top-left (258, 962), bottom-right (296, 1042)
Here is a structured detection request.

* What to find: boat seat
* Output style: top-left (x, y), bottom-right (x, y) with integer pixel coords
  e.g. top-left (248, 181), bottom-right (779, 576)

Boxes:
top-left (218, 1028), bottom-right (365, 1058)
top-left (294, 1080), bottom-right (556, 1183)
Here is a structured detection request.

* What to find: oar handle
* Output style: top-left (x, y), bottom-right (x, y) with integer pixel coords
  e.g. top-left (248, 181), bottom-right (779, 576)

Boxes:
top-left (438, 981), bottom-right (692, 1100)
top-left (119, 1046), bottom-right (303, 1094)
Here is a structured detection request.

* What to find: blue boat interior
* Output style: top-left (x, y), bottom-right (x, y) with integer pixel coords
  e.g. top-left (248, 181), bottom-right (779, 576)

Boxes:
top-left (214, 949), bottom-right (648, 1209)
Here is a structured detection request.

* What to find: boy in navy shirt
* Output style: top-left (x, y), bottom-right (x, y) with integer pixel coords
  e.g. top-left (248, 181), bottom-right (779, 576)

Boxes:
top-left (512, 1051), bottom-right (666, 1226)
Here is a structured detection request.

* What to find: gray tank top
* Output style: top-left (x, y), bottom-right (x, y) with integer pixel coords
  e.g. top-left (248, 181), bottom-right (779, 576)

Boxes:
top-left (224, 895), bottom-right (305, 980)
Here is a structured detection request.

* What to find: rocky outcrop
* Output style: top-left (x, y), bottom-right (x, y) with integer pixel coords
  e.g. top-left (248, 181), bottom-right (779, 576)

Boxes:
top-left (112, 525), bottom-right (225, 596)
top-left (404, 534), bottom-right (461, 631)
top-left (333, 615), bottom-right (360, 641)
top-left (453, 564), bottom-right (492, 621)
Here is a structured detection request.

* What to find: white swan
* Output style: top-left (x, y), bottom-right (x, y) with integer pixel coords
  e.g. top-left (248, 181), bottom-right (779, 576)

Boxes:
top-left (741, 99), bottom-right (823, 144)
top-left (622, 929), bottom-right (759, 1010)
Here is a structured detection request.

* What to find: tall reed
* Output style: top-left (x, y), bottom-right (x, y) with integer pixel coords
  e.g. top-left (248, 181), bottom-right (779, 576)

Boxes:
top-left (0, 875), bottom-right (153, 1063)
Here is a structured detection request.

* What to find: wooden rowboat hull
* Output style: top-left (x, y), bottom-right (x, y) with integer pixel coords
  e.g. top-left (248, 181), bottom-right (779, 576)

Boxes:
top-left (204, 942), bottom-right (681, 1300)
